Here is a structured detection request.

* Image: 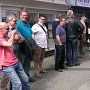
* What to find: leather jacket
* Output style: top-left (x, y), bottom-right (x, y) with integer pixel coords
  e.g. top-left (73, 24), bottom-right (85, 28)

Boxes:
top-left (65, 17), bottom-right (84, 40)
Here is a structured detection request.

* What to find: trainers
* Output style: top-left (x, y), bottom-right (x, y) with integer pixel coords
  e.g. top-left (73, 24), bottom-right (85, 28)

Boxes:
top-left (66, 63), bottom-right (73, 67)
top-left (29, 77), bottom-right (35, 82)
top-left (55, 69), bottom-right (63, 72)
top-left (73, 63), bottom-right (80, 66)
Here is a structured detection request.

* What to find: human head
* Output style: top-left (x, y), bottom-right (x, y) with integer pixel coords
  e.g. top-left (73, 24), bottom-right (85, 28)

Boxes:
top-left (20, 8), bottom-right (29, 22)
top-left (38, 14), bottom-right (46, 25)
top-left (59, 16), bottom-right (65, 26)
top-left (81, 16), bottom-right (86, 22)
top-left (7, 14), bottom-right (17, 28)
top-left (0, 22), bottom-right (9, 37)
top-left (56, 14), bottom-right (61, 20)
top-left (67, 10), bottom-right (74, 17)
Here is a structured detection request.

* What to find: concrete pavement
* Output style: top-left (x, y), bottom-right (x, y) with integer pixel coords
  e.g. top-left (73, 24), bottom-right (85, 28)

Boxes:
top-left (30, 47), bottom-right (90, 90)
top-left (1, 46), bottom-right (90, 90)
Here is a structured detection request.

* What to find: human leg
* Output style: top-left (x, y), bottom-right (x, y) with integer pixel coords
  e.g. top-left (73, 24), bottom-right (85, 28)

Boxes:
top-left (39, 48), bottom-right (45, 71)
top-left (72, 39), bottom-right (79, 65)
top-left (0, 73), bottom-right (9, 90)
top-left (15, 61), bottom-right (30, 90)
top-left (55, 45), bottom-right (62, 70)
top-left (66, 41), bottom-right (72, 66)
top-left (60, 45), bottom-right (65, 69)
top-left (33, 45), bottom-right (42, 77)
top-left (2, 64), bottom-right (22, 90)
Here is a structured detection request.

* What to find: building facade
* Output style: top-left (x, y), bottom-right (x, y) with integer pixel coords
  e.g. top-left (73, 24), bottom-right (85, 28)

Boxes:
top-left (0, 0), bottom-right (76, 50)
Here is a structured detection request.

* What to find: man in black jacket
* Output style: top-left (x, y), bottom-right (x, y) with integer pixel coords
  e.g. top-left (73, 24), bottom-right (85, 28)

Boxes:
top-left (65, 10), bottom-right (84, 67)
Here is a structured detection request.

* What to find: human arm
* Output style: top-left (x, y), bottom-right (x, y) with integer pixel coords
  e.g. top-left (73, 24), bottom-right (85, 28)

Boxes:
top-left (56, 26), bottom-right (62, 45)
top-left (2, 30), bottom-right (16, 47)
top-left (56, 35), bottom-right (62, 45)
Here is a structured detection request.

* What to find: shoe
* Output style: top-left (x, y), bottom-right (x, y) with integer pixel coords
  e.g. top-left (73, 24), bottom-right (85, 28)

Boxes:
top-left (29, 77), bottom-right (35, 82)
top-left (66, 64), bottom-right (73, 67)
top-left (73, 63), bottom-right (80, 66)
top-left (78, 55), bottom-right (82, 58)
top-left (81, 51), bottom-right (84, 53)
top-left (55, 69), bottom-right (63, 72)
top-left (39, 69), bottom-right (47, 73)
top-left (35, 73), bottom-right (42, 78)
top-left (60, 66), bottom-right (68, 70)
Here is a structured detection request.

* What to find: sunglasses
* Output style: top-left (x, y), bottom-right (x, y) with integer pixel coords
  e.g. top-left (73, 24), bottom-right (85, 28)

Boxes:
top-left (13, 21), bottom-right (17, 23)
top-left (5, 28), bottom-right (9, 30)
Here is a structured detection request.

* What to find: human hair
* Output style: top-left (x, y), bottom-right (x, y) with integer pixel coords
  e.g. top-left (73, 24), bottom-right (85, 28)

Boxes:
top-left (7, 14), bottom-right (17, 22)
top-left (67, 10), bottom-right (73, 17)
top-left (39, 14), bottom-right (46, 19)
top-left (81, 16), bottom-right (86, 20)
top-left (56, 14), bottom-right (61, 19)
top-left (59, 15), bottom-right (65, 22)
top-left (19, 8), bottom-right (28, 15)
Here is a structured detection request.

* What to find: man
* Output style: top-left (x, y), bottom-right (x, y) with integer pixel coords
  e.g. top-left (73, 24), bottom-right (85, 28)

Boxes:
top-left (0, 14), bottom-right (21, 90)
top-left (52, 14), bottom-right (61, 40)
top-left (0, 22), bottom-right (30, 90)
top-left (52, 14), bottom-right (61, 61)
top-left (16, 8), bottom-right (35, 82)
top-left (32, 15), bottom-right (49, 78)
top-left (65, 10), bottom-right (84, 67)
top-left (55, 16), bottom-right (66, 72)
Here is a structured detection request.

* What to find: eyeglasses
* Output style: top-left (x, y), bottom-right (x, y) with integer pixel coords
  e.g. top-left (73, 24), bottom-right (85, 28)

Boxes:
top-left (5, 28), bottom-right (9, 30)
top-left (13, 21), bottom-right (17, 23)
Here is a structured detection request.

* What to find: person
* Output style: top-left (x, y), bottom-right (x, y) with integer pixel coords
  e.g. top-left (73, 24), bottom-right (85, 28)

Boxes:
top-left (55, 16), bottom-right (66, 72)
top-left (80, 16), bottom-right (87, 52)
top-left (32, 14), bottom-right (49, 78)
top-left (65, 10), bottom-right (84, 67)
top-left (16, 8), bottom-right (35, 82)
top-left (0, 22), bottom-right (30, 90)
top-left (52, 14), bottom-right (61, 60)
top-left (0, 14), bottom-right (22, 90)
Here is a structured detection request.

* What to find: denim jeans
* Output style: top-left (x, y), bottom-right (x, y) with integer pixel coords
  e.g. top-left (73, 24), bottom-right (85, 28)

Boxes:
top-left (2, 61), bottom-right (30, 90)
top-left (55, 45), bottom-right (65, 69)
top-left (66, 39), bottom-right (78, 65)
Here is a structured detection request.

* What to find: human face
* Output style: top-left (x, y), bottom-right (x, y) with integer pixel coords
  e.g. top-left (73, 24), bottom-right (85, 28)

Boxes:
top-left (9, 18), bottom-right (17, 28)
top-left (39, 17), bottom-right (46, 24)
top-left (60, 19), bottom-right (65, 26)
top-left (20, 12), bottom-right (28, 22)
top-left (1, 25), bottom-right (9, 37)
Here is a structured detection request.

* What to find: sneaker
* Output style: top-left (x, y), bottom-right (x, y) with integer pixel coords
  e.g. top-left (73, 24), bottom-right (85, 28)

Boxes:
top-left (29, 77), bottom-right (35, 82)
top-left (55, 69), bottom-right (63, 72)
top-left (66, 63), bottom-right (73, 67)
top-left (78, 55), bottom-right (82, 58)
top-left (73, 63), bottom-right (80, 66)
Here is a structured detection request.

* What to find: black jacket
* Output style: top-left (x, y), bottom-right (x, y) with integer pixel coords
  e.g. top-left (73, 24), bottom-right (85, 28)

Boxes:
top-left (65, 17), bottom-right (84, 40)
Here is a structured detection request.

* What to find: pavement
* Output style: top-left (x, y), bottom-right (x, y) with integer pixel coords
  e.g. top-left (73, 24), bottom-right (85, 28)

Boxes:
top-left (1, 45), bottom-right (90, 90)
top-left (30, 47), bottom-right (90, 90)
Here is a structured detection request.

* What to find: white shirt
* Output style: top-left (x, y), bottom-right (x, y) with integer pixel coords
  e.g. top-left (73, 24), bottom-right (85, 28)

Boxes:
top-left (8, 24), bottom-right (22, 38)
top-left (8, 24), bottom-right (13, 38)
top-left (32, 22), bottom-right (48, 48)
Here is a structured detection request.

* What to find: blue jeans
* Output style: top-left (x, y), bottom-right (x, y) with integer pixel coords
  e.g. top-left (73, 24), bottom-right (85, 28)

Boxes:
top-left (66, 39), bottom-right (78, 65)
top-left (2, 61), bottom-right (30, 90)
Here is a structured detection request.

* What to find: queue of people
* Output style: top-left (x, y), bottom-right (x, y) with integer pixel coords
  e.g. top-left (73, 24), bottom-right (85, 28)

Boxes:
top-left (0, 8), bottom-right (87, 90)
top-left (52, 10), bottom-right (85, 71)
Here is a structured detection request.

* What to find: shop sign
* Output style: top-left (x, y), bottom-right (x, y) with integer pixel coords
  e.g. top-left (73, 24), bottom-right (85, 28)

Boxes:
top-left (76, 0), bottom-right (90, 7)
top-left (36, 0), bottom-right (75, 5)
